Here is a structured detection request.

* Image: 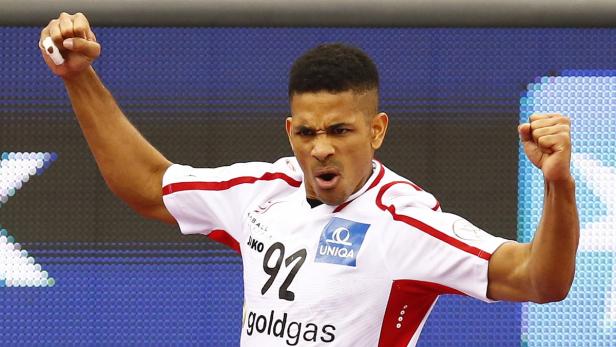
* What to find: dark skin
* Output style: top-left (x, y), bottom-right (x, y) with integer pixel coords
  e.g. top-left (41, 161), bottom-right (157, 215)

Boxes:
top-left (40, 12), bottom-right (579, 304)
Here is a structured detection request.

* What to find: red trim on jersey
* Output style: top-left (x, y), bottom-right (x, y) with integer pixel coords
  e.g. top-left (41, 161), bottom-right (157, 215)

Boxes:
top-left (333, 163), bottom-right (385, 213)
top-left (162, 172), bottom-right (301, 195)
top-left (378, 180), bottom-right (442, 211)
top-left (431, 201), bottom-right (441, 211)
top-left (207, 229), bottom-right (241, 254)
top-left (376, 182), bottom-right (492, 261)
top-left (332, 201), bottom-right (350, 213)
top-left (367, 160), bottom-right (386, 191)
top-left (378, 280), bottom-right (465, 346)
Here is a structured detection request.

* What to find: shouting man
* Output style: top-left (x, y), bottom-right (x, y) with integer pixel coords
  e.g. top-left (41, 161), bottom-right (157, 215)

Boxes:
top-left (40, 12), bottom-right (579, 346)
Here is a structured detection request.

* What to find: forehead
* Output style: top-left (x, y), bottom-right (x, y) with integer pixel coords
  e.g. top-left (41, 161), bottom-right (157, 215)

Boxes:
top-left (290, 90), bottom-right (376, 124)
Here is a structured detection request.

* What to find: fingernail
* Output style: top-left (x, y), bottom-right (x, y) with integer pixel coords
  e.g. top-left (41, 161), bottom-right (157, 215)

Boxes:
top-left (63, 39), bottom-right (73, 49)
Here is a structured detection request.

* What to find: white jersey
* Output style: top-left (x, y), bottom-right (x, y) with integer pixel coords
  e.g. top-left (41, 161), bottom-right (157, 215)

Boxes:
top-left (162, 157), bottom-right (508, 346)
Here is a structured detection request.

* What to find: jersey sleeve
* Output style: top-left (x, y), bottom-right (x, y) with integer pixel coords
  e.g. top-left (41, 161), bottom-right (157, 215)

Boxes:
top-left (161, 158), bottom-right (301, 241)
top-left (378, 183), bottom-right (509, 302)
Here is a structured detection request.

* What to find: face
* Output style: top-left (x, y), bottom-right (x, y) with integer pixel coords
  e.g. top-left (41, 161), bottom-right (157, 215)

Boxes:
top-left (286, 90), bottom-right (388, 205)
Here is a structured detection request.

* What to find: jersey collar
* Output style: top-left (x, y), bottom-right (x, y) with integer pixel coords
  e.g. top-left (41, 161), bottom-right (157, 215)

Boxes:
top-left (295, 159), bottom-right (385, 212)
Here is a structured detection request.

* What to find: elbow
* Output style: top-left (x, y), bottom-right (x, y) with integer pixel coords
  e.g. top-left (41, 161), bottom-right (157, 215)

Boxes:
top-left (133, 201), bottom-right (177, 225)
top-left (529, 262), bottom-right (576, 304)
top-left (532, 287), bottom-right (570, 304)
top-left (531, 277), bottom-right (574, 304)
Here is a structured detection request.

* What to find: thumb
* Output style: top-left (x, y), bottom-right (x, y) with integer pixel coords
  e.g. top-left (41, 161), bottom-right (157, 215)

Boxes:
top-left (518, 123), bottom-right (532, 143)
top-left (63, 38), bottom-right (101, 59)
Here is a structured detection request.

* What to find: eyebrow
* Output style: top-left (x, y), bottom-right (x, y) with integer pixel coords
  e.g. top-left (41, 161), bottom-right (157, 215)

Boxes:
top-left (294, 122), bottom-right (352, 131)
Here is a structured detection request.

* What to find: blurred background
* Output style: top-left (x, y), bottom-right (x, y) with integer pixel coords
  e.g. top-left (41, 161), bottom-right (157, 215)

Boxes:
top-left (0, 1), bottom-right (614, 345)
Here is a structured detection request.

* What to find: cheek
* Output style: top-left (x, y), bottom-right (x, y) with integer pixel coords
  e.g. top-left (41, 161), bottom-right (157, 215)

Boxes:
top-left (345, 136), bottom-right (373, 158)
top-left (289, 138), bottom-right (302, 154)
top-left (291, 143), bottom-right (311, 168)
top-left (340, 139), bottom-right (373, 175)
top-left (292, 141), bottom-right (309, 157)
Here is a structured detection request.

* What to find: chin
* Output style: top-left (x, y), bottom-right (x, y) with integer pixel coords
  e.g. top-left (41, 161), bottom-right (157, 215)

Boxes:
top-left (317, 191), bottom-right (348, 206)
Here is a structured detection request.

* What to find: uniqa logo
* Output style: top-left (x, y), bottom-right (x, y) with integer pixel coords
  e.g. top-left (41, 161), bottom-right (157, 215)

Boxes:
top-left (318, 244), bottom-right (354, 259)
top-left (319, 227), bottom-right (354, 258)
top-left (326, 227), bottom-right (352, 246)
top-left (315, 217), bottom-right (370, 267)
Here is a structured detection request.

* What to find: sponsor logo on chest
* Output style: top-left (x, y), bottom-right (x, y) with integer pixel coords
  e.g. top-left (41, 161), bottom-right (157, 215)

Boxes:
top-left (315, 217), bottom-right (370, 267)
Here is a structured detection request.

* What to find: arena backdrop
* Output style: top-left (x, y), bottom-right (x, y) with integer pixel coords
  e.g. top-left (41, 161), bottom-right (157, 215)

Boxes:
top-left (0, 28), bottom-right (613, 346)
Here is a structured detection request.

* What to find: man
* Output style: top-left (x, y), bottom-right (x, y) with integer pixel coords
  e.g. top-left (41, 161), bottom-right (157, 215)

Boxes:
top-left (40, 12), bottom-right (579, 346)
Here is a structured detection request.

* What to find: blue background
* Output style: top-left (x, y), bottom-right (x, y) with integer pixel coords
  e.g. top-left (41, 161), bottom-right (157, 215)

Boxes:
top-left (1, 27), bottom-right (614, 345)
top-left (519, 72), bottom-right (616, 346)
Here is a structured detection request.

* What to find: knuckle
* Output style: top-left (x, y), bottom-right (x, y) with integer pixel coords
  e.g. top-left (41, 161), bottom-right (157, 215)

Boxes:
top-left (60, 26), bottom-right (72, 35)
top-left (539, 136), bottom-right (553, 145)
top-left (530, 128), bottom-right (539, 136)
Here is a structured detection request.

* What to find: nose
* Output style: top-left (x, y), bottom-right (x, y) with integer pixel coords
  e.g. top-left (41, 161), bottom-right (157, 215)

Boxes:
top-left (311, 133), bottom-right (334, 162)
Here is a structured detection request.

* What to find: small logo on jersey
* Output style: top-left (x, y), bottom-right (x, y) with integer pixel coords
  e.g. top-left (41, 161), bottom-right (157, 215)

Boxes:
top-left (247, 235), bottom-right (265, 252)
top-left (253, 200), bottom-right (282, 215)
top-left (315, 217), bottom-right (370, 267)
top-left (452, 219), bottom-right (487, 241)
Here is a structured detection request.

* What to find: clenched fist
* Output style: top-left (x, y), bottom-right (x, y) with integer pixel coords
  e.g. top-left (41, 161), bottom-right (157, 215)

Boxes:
top-left (519, 114), bottom-right (572, 182)
top-left (39, 12), bottom-right (100, 79)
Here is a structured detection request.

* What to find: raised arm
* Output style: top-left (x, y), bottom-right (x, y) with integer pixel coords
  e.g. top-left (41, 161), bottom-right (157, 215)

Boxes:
top-left (39, 12), bottom-right (175, 224)
top-left (487, 114), bottom-right (579, 303)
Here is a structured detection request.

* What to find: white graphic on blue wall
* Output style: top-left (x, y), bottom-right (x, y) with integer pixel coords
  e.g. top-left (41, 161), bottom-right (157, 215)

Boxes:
top-left (520, 73), bottom-right (616, 345)
top-left (0, 152), bottom-right (57, 287)
top-left (573, 153), bottom-right (616, 323)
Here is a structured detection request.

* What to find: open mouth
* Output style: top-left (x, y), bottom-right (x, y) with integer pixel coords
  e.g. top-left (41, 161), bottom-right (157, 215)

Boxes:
top-left (314, 169), bottom-right (340, 190)
top-left (319, 173), bottom-right (337, 181)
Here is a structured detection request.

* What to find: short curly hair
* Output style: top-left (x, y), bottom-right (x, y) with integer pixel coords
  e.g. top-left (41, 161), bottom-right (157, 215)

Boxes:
top-left (288, 43), bottom-right (379, 98)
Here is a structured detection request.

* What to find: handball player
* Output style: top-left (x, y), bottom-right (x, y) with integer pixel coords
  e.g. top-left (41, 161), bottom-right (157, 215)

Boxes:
top-left (40, 12), bottom-right (579, 346)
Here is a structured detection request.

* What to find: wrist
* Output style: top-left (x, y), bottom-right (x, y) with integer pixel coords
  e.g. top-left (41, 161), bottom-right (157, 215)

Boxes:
top-left (545, 175), bottom-right (576, 198)
top-left (62, 66), bottom-right (96, 85)
top-left (545, 174), bottom-right (574, 185)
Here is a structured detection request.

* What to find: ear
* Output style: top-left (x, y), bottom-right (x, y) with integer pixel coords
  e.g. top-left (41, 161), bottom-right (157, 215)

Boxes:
top-left (285, 116), bottom-right (295, 151)
top-left (370, 112), bottom-right (389, 150)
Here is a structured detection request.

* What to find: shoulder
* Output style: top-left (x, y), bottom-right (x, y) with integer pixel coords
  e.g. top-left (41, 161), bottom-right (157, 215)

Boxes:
top-left (162, 156), bottom-right (303, 193)
top-left (374, 164), bottom-right (441, 213)
top-left (374, 163), bottom-right (505, 259)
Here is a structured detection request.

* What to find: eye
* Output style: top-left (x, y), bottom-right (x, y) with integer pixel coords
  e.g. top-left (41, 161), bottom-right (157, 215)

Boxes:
top-left (296, 128), bottom-right (315, 137)
top-left (331, 127), bottom-right (350, 135)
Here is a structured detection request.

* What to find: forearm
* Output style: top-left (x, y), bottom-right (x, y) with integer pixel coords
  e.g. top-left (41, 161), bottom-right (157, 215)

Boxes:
top-left (64, 66), bottom-right (172, 212)
top-left (528, 177), bottom-right (579, 301)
